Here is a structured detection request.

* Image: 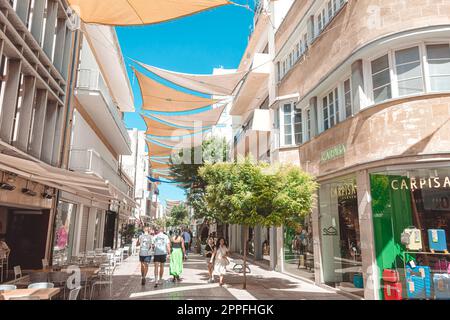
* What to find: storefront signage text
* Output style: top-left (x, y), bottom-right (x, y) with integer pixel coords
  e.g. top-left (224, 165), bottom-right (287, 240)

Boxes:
top-left (321, 144), bottom-right (346, 162)
top-left (391, 176), bottom-right (450, 191)
top-left (331, 182), bottom-right (357, 200)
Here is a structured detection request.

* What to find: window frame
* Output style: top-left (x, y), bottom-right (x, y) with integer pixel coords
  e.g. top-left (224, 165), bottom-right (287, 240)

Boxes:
top-left (279, 101), bottom-right (305, 147)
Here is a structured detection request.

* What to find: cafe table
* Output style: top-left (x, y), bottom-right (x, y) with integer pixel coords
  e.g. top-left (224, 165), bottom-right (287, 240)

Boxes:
top-left (0, 288), bottom-right (60, 300)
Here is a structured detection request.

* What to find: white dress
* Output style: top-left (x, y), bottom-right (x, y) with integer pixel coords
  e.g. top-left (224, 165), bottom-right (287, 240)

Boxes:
top-left (213, 246), bottom-right (229, 276)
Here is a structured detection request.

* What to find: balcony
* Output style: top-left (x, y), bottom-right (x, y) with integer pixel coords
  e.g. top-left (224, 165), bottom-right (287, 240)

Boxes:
top-left (69, 148), bottom-right (130, 196)
top-left (75, 68), bottom-right (132, 155)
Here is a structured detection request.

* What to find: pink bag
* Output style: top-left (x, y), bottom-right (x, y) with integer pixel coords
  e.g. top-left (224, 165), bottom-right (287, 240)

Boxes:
top-left (434, 260), bottom-right (450, 274)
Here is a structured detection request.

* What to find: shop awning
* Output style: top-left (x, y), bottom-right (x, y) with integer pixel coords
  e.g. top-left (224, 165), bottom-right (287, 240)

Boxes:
top-left (138, 61), bottom-right (246, 96)
top-left (68, 0), bottom-right (231, 26)
top-left (136, 70), bottom-right (220, 112)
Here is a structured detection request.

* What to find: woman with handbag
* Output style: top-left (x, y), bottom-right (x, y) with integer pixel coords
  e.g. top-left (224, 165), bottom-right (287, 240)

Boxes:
top-left (212, 237), bottom-right (229, 286)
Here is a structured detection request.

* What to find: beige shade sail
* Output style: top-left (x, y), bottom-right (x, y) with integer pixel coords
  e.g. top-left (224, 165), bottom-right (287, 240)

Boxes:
top-left (150, 134), bottom-right (205, 149)
top-left (136, 70), bottom-right (219, 112)
top-left (146, 140), bottom-right (177, 157)
top-left (153, 104), bottom-right (226, 128)
top-left (68, 0), bottom-right (230, 26)
top-left (142, 115), bottom-right (204, 137)
top-left (138, 61), bottom-right (246, 96)
top-left (150, 161), bottom-right (171, 170)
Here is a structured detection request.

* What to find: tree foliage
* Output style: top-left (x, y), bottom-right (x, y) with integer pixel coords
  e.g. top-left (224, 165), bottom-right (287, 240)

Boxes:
top-left (199, 158), bottom-right (318, 228)
top-left (167, 204), bottom-right (189, 227)
top-left (169, 137), bottom-right (229, 219)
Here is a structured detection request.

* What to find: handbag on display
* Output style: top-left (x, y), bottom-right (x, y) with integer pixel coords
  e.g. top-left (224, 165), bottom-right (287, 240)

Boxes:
top-left (382, 269), bottom-right (400, 283)
top-left (406, 266), bottom-right (432, 299)
top-left (427, 229), bottom-right (448, 253)
top-left (353, 273), bottom-right (364, 289)
top-left (401, 227), bottom-right (423, 251)
top-left (434, 259), bottom-right (450, 274)
top-left (384, 282), bottom-right (403, 300)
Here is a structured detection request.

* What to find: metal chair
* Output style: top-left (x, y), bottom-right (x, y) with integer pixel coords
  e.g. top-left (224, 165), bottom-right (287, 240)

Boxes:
top-left (49, 272), bottom-right (69, 299)
top-left (89, 265), bottom-right (115, 300)
top-left (41, 259), bottom-right (49, 270)
top-left (0, 253), bottom-right (4, 283)
top-left (28, 282), bottom-right (55, 289)
top-left (0, 284), bottom-right (17, 292)
top-left (13, 266), bottom-right (22, 280)
top-left (68, 286), bottom-right (82, 300)
top-left (122, 246), bottom-right (130, 260)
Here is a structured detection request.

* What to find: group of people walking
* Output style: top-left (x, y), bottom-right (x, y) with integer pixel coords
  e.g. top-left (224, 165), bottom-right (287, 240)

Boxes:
top-left (137, 226), bottom-right (230, 287)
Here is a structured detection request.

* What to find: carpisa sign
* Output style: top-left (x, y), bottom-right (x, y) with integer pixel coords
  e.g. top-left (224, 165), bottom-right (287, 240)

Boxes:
top-left (321, 144), bottom-right (346, 162)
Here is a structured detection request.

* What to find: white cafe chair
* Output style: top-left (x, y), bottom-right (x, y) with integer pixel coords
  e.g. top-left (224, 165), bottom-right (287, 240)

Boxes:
top-left (13, 266), bottom-right (22, 280)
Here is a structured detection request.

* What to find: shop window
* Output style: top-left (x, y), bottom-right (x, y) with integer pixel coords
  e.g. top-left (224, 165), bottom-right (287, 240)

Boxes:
top-left (319, 177), bottom-right (363, 297)
top-left (395, 46), bottom-right (424, 96)
top-left (427, 44), bottom-right (450, 92)
top-left (371, 54), bottom-right (392, 103)
top-left (370, 168), bottom-right (450, 300)
top-left (52, 201), bottom-right (77, 266)
top-left (283, 214), bottom-right (315, 281)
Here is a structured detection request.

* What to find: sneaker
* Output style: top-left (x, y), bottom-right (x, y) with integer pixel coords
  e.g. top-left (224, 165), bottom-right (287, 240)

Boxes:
top-left (141, 278), bottom-right (146, 285)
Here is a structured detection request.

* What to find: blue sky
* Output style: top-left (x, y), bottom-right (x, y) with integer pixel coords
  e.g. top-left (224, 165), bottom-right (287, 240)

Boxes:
top-left (116, 1), bottom-right (254, 205)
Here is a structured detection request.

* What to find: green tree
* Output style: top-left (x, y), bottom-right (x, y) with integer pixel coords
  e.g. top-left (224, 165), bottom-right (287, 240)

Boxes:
top-left (167, 204), bottom-right (190, 228)
top-left (199, 158), bottom-right (317, 289)
top-left (169, 137), bottom-right (229, 220)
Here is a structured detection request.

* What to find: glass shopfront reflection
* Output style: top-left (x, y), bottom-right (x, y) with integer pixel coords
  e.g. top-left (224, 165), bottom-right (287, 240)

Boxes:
top-left (52, 201), bottom-right (77, 266)
top-left (371, 167), bottom-right (450, 300)
top-left (283, 214), bottom-right (315, 281)
top-left (319, 176), bottom-right (364, 297)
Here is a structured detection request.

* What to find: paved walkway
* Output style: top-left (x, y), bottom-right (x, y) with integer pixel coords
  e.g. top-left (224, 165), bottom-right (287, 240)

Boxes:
top-left (95, 254), bottom-right (351, 300)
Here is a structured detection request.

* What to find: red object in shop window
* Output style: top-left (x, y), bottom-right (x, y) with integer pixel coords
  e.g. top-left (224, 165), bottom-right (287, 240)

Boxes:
top-left (382, 269), bottom-right (400, 283)
top-left (384, 282), bottom-right (403, 300)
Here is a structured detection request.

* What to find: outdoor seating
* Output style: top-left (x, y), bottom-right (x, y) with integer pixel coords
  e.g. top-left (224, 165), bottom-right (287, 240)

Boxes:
top-left (49, 272), bottom-right (69, 299)
top-left (0, 284), bottom-right (17, 292)
top-left (13, 266), bottom-right (22, 280)
top-left (68, 286), bottom-right (82, 300)
top-left (122, 246), bottom-right (130, 260)
top-left (29, 272), bottom-right (49, 284)
top-left (41, 259), bottom-right (49, 270)
top-left (1, 250), bottom-right (9, 283)
top-left (28, 282), bottom-right (55, 289)
top-left (89, 265), bottom-right (115, 300)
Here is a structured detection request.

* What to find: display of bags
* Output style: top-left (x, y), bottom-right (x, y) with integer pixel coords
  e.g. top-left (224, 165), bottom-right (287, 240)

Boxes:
top-left (406, 266), bottom-right (432, 299)
top-left (384, 282), bottom-right (403, 301)
top-left (428, 229), bottom-right (448, 253)
top-left (353, 273), bottom-right (364, 289)
top-left (401, 228), bottom-right (423, 251)
top-left (434, 259), bottom-right (450, 274)
top-left (433, 273), bottom-right (450, 300)
top-left (382, 269), bottom-right (400, 283)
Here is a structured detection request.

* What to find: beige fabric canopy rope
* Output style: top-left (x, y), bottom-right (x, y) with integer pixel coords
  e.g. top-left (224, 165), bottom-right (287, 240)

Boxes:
top-left (136, 70), bottom-right (220, 112)
top-left (68, 0), bottom-right (231, 26)
top-left (142, 115), bottom-right (205, 137)
top-left (138, 61), bottom-right (246, 96)
top-left (152, 104), bottom-right (226, 128)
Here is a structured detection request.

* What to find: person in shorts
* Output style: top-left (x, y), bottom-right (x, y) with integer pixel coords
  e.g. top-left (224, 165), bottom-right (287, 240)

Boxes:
top-left (204, 237), bottom-right (215, 283)
top-left (137, 226), bottom-right (153, 285)
top-left (153, 226), bottom-right (171, 288)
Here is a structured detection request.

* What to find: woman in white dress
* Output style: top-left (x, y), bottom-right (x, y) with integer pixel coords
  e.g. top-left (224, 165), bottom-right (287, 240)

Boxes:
top-left (211, 237), bottom-right (229, 286)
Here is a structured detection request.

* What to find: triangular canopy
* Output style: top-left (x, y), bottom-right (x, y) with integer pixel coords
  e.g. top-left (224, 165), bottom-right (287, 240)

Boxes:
top-left (138, 61), bottom-right (246, 96)
top-left (68, 0), bottom-right (230, 26)
top-left (136, 70), bottom-right (219, 112)
top-left (150, 134), bottom-right (205, 149)
top-left (146, 140), bottom-right (177, 157)
top-left (152, 105), bottom-right (226, 128)
top-left (150, 161), bottom-right (170, 170)
top-left (142, 115), bottom-right (205, 137)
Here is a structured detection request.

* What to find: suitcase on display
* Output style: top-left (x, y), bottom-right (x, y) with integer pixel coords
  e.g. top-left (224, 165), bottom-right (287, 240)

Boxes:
top-left (402, 228), bottom-right (423, 251)
top-left (406, 266), bottom-right (432, 299)
top-left (428, 229), bottom-right (448, 253)
top-left (382, 269), bottom-right (400, 283)
top-left (433, 273), bottom-right (450, 300)
top-left (384, 282), bottom-right (403, 300)
top-left (353, 273), bottom-right (364, 289)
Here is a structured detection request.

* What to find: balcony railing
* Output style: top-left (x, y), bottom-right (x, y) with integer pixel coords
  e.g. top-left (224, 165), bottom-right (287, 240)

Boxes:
top-left (69, 148), bottom-right (129, 195)
top-left (76, 68), bottom-right (131, 146)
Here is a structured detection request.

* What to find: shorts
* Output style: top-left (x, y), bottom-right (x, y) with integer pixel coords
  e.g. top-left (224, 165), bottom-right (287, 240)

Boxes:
top-left (205, 256), bottom-right (213, 264)
top-left (140, 256), bottom-right (152, 263)
top-left (153, 255), bottom-right (167, 263)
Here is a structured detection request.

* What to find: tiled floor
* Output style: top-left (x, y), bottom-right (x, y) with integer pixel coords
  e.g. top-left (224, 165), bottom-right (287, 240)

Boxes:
top-left (94, 254), bottom-right (351, 300)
